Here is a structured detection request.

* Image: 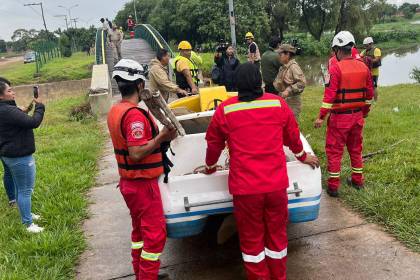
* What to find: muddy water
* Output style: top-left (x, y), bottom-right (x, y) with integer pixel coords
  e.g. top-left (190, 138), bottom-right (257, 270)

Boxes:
top-left (296, 45), bottom-right (420, 86)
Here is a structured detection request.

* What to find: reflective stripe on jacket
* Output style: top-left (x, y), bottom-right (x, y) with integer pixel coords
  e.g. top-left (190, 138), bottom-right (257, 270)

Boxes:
top-left (107, 102), bottom-right (163, 179)
top-left (173, 56), bottom-right (199, 91)
top-left (205, 93), bottom-right (307, 195)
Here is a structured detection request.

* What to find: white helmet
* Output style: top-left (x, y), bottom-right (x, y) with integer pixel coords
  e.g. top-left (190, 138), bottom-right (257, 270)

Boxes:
top-left (363, 37), bottom-right (374, 45)
top-left (332, 31), bottom-right (355, 48)
top-left (112, 59), bottom-right (147, 81)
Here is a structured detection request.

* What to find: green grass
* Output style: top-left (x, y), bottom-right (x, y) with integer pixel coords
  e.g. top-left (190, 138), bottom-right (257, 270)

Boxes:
top-left (372, 14), bottom-right (420, 33)
top-left (1, 52), bottom-right (94, 86)
top-left (0, 52), bottom-right (23, 58)
top-left (0, 96), bottom-right (104, 279)
top-left (298, 84), bottom-right (420, 252)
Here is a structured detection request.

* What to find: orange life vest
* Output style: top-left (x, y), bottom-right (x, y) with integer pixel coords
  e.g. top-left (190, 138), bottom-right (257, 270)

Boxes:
top-left (332, 59), bottom-right (369, 111)
top-left (107, 101), bottom-right (163, 179)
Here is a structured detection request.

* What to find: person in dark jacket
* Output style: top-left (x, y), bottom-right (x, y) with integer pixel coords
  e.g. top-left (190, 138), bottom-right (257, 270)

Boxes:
top-left (214, 45), bottom-right (240, 91)
top-left (0, 77), bottom-right (45, 233)
top-left (261, 36), bottom-right (282, 94)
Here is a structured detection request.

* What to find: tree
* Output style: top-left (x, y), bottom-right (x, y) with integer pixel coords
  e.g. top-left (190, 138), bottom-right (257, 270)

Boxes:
top-left (299, 0), bottom-right (335, 41)
top-left (265, 0), bottom-right (299, 41)
top-left (59, 34), bottom-right (72, 57)
top-left (399, 2), bottom-right (419, 19)
top-left (0, 40), bottom-right (6, 53)
top-left (114, 0), bottom-right (160, 30)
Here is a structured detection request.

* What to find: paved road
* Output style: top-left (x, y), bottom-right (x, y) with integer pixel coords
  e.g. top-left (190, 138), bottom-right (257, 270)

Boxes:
top-left (77, 39), bottom-right (420, 280)
top-left (76, 136), bottom-right (420, 280)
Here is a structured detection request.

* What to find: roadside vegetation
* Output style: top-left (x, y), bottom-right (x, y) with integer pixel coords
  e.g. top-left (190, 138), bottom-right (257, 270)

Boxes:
top-left (298, 84), bottom-right (420, 252)
top-left (0, 52), bottom-right (94, 86)
top-left (0, 96), bottom-right (104, 279)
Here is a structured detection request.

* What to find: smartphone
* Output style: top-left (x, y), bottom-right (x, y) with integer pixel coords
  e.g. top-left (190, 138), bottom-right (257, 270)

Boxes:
top-left (33, 86), bottom-right (39, 99)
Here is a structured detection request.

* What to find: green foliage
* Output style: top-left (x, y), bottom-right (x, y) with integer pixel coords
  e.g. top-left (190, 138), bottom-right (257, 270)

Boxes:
top-left (399, 2), bottom-right (419, 19)
top-left (0, 96), bottom-right (104, 279)
top-left (0, 40), bottom-right (6, 53)
top-left (1, 52), bottom-right (94, 86)
top-left (410, 67), bottom-right (420, 83)
top-left (59, 34), bottom-right (72, 58)
top-left (114, 0), bottom-right (160, 30)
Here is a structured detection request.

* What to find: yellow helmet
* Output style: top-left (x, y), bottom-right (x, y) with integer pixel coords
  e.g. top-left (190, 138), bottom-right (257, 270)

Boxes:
top-left (245, 32), bottom-right (254, 39)
top-left (178, 41), bottom-right (192, 50)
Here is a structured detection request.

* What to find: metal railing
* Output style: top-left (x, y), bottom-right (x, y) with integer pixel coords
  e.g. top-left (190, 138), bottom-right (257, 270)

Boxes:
top-left (32, 41), bottom-right (61, 74)
top-left (95, 28), bottom-right (107, 64)
top-left (135, 24), bottom-right (174, 57)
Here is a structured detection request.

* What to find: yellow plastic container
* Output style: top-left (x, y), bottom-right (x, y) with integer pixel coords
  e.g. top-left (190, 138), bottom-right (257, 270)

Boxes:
top-left (169, 86), bottom-right (237, 113)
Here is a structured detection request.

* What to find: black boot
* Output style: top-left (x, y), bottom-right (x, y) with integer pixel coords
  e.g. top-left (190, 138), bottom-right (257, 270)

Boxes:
top-left (158, 273), bottom-right (170, 280)
top-left (327, 188), bottom-right (339, 197)
top-left (347, 177), bottom-right (364, 190)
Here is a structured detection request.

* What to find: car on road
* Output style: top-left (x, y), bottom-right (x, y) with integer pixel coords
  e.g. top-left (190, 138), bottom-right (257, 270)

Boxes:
top-left (23, 51), bottom-right (36, 64)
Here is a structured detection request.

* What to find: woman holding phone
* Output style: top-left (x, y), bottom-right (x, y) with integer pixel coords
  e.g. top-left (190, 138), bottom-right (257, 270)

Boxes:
top-left (0, 77), bottom-right (45, 233)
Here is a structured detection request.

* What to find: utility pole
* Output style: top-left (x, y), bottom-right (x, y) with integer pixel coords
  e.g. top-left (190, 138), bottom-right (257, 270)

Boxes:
top-left (71, 18), bottom-right (79, 29)
top-left (133, 0), bottom-right (138, 23)
top-left (24, 2), bottom-right (48, 32)
top-left (58, 4), bottom-right (78, 28)
top-left (55, 14), bottom-right (69, 30)
top-left (228, 0), bottom-right (237, 49)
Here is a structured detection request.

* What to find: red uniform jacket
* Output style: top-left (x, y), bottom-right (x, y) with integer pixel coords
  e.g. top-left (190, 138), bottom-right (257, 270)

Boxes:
top-left (320, 57), bottom-right (374, 119)
top-left (205, 93), bottom-right (307, 196)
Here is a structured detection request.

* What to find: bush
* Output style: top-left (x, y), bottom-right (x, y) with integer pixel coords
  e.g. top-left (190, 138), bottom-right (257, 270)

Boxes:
top-left (410, 67), bottom-right (420, 83)
top-left (59, 34), bottom-right (72, 58)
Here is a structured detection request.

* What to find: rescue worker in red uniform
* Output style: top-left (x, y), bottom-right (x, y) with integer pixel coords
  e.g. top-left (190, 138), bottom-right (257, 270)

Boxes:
top-left (314, 31), bottom-right (374, 197)
top-left (204, 62), bottom-right (320, 280)
top-left (107, 59), bottom-right (177, 280)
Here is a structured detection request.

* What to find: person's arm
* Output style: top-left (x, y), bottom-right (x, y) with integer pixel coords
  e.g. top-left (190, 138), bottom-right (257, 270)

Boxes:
top-left (285, 64), bottom-right (306, 96)
top-left (214, 54), bottom-right (223, 67)
top-left (314, 64), bottom-right (341, 128)
top-left (182, 69), bottom-right (198, 94)
top-left (282, 101), bottom-right (319, 168)
top-left (7, 99), bottom-right (45, 129)
top-left (205, 106), bottom-right (228, 173)
top-left (150, 67), bottom-right (180, 94)
top-left (128, 126), bottom-right (177, 162)
top-left (363, 70), bottom-right (374, 117)
top-left (372, 48), bottom-right (381, 64)
top-left (248, 43), bottom-right (257, 63)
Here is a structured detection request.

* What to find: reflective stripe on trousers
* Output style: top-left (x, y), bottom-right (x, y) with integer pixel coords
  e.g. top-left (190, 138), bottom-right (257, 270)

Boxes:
top-left (141, 250), bottom-right (162, 261)
top-left (132, 241), bottom-right (144, 250)
top-left (242, 247), bottom-right (288, 263)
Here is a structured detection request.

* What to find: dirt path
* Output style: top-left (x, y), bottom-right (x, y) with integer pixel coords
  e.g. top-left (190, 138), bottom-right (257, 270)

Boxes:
top-left (0, 56), bottom-right (23, 70)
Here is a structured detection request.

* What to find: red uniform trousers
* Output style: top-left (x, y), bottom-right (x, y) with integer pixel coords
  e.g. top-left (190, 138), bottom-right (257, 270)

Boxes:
top-left (233, 190), bottom-right (288, 280)
top-left (119, 177), bottom-right (167, 280)
top-left (326, 111), bottom-right (364, 191)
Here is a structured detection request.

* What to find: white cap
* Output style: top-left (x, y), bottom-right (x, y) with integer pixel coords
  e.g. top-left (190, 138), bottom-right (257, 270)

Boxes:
top-left (112, 59), bottom-right (147, 82)
top-left (332, 31), bottom-right (355, 48)
top-left (363, 37), bottom-right (374, 45)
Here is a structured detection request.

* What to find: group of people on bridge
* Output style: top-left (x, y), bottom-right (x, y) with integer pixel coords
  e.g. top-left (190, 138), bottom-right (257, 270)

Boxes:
top-left (104, 27), bottom-right (381, 280)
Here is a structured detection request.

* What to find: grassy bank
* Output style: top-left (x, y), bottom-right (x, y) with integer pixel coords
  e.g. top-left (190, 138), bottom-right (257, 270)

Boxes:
top-left (298, 84), bottom-right (420, 252)
top-left (0, 96), bottom-right (104, 279)
top-left (0, 52), bottom-right (94, 86)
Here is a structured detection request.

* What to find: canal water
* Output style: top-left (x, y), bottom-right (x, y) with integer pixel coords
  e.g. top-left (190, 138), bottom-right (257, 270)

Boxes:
top-left (296, 44), bottom-right (420, 86)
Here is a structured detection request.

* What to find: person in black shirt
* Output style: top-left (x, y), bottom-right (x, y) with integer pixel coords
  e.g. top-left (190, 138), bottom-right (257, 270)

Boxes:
top-left (0, 77), bottom-right (45, 233)
top-left (214, 45), bottom-right (240, 91)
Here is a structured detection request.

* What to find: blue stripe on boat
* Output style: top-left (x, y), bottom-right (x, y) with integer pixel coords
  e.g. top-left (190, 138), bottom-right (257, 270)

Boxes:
top-left (166, 204), bottom-right (321, 238)
top-left (165, 194), bottom-right (321, 219)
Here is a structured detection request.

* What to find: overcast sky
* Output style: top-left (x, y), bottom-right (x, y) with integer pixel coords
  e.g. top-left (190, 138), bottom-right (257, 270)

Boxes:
top-left (0, 0), bottom-right (128, 40)
top-left (1, 0), bottom-right (419, 41)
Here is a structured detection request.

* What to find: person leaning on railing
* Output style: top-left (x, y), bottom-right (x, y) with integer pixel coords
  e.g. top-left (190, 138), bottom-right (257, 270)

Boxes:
top-left (0, 77), bottom-right (45, 233)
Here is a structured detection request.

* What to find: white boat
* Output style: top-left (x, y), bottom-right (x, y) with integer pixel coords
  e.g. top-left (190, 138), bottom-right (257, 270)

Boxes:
top-left (157, 109), bottom-right (322, 239)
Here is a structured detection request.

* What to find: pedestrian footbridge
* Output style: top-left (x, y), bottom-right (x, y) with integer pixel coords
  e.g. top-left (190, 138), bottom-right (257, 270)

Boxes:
top-left (89, 25), bottom-right (174, 115)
